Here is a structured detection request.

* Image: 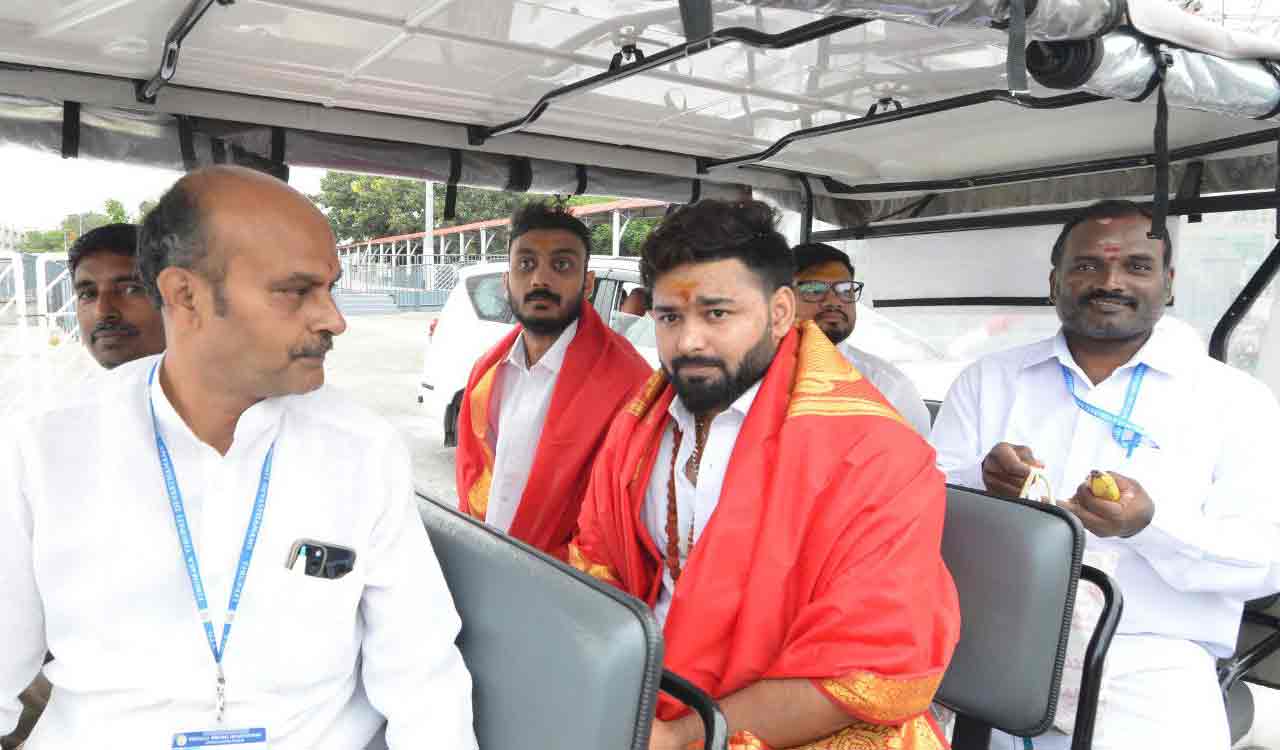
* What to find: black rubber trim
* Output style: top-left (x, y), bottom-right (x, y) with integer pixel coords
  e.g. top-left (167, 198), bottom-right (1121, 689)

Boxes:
top-left (60, 101), bottom-right (80, 159)
top-left (210, 138), bottom-right (228, 164)
top-left (1148, 56), bottom-right (1171, 241)
top-left (873, 296), bottom-right (1052, 308)
top-left (505, 157), bottom-right (533, 193)
top-left (415, 493), bottom-right (665, 750)
top-left (176, 115), bottom-right (197, 171)
top-left (1258, 61), bottom-right (1280, 121)
top-left (443, 149), bottom-right (462, 221)
top-left (798, 175), bottom-right (814, 244)
top-left (1006, 0), bottom-right (1029, 93)
top-left (574, 164), bottom-right (589, 196)
top-left (689, 179), bottom-right (701, 204)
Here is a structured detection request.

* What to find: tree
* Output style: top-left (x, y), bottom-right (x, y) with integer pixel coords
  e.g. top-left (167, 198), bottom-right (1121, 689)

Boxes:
top-left (104, 199), bottom-right (128, 224)
top-left (20, 230), bottom-right (66, 253)
top-left (308, 170), bottom-right (623, 245)
top-left (60, 211), bottom-right (109, 244)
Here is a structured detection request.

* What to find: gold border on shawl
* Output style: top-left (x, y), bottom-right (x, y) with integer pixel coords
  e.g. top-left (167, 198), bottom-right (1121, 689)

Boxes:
top-left (816, 672), bottom-right (943, 726)
top-left (466, 364), bottom-right (499, 518)
top-left (567, 543), bottom-right (620, 585)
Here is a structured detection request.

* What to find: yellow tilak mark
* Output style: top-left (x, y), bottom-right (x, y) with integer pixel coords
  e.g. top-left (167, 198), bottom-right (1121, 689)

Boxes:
top-left (818, 672), bottom-right (943, 725)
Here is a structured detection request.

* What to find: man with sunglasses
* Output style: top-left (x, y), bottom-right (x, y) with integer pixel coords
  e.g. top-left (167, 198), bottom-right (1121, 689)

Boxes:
top-left (793, 243), bottom-right (932, 435)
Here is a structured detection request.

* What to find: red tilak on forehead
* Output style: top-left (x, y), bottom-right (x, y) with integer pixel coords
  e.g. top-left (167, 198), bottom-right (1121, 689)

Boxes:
top-left (1098, 242), bottom-right (1124, 256)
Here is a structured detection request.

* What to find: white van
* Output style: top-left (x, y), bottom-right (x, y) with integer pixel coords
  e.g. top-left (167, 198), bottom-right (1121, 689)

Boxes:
top-left (3, 1), bottom-right (1279, 748)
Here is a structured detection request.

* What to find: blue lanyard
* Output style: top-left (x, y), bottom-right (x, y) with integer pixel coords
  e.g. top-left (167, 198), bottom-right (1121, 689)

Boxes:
top-left (1060, 362), bottom-right (1157, 458)
top-left (147, 363), bottom-right (275, 721)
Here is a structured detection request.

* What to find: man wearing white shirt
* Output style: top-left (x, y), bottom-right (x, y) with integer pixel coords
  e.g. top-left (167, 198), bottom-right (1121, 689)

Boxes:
top-left (0, 166), bottom-right (476, 750)
top-left (454, 202), bottom-right (649, 560)
top-left (931, 200), bottom-right (1280, 749)
top-left (791, 242), bottom-right (932, 435)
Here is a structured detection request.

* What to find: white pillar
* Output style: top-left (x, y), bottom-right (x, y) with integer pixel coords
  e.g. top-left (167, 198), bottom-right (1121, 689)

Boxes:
top-left (480, 228), bottom-right (489, 261)
top-left (611, 209), bottom-right (621, 257)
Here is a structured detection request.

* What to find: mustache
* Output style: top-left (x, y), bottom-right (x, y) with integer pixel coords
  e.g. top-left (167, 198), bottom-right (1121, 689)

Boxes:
top-left (290, 334), bottom-right (334, 359)
top-left (523, 289), bottom-right (561, 305)
top-left (1081, 290), bottom-right (1138, 308)
top-left (91, 320), bottom-right (138, 341)
top-left (671, 356), bottom-right (728, 374)
top-left (816, 306), bottom-right (849, 321)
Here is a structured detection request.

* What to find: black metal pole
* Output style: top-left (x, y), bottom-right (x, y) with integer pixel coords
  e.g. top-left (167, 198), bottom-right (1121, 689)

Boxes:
top-left (1071, 565), bottom-right (1124, 750)
top-left (798, 175), bottom-right (814, 244)
top-left (697, 90), bottom-right (1104, 173)
top-left (813, 192), bottom-right (1280, 242)
top-left (822, 128), bottom-right (1280, 195)
top-left (1209, 239), bottom-right (1280, 362)
top-left (467, 16), bottom-right (868, 146)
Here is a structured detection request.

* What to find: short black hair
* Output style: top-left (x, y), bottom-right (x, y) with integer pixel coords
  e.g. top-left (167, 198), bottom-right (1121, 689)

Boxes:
top-left (509, 201), bottom-right (592, 257)
top-left (138, 179), bottom-right (224, 311)
top-left (640, 199), bottom-right (793, 293)
top-left (793, 242), bottom-right (854, 277)
top-left (1051, 200), bottom-right (1174, 268)
top-left (68, 223), bottom-right (139, 275)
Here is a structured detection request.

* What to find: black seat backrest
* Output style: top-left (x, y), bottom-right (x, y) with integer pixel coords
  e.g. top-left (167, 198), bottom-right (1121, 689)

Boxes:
top-left (937, 485), bottom-right (1083, 737)
top-left (417, 494), bottom-right (663, 750)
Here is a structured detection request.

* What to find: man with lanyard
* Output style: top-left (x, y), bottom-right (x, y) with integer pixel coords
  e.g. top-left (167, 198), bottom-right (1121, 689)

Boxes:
top-left (0, 166), bottom-right (477, 750)
top-left (931, 200), bottom-right (1280, 749)
top-left (569, 200), bottom-right (959, 750)
top-left (792, 242), bottom-right (932, 435)
top-left (455, 201), bottom-right (650, 560)
top-left (2, 224), bottom-right (168, 750)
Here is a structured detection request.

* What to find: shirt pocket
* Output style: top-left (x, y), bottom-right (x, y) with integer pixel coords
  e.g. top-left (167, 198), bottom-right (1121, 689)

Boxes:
top-left (242, 556), bottom-right (365, 690)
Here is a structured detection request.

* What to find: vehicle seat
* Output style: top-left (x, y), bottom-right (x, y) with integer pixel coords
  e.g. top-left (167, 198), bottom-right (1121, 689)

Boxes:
top-left (938, 485), bottom-right (1123, 750)
top-left (415, 494), bottom-right (726, 750)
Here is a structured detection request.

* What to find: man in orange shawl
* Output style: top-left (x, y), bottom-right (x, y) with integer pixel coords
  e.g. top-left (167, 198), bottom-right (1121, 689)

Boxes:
top-left (456, 201), bottom-right (651, 560)
top-left (568, 200), bottom-right (960, 750)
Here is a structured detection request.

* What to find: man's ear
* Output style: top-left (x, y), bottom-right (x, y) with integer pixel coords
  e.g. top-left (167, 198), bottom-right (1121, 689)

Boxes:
top-left (584, 269), bottom-right (596, 300)
top-left (1047, 267), bottom-right (1059, 304)
top-left (1165, 267), bottom-right (1176, 304)
top-left (156, 267), bottom-right (200, 325)
top-left (770, 285), bottom-right (797, 341)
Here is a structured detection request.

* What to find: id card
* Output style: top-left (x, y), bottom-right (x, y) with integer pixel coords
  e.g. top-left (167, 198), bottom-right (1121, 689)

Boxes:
top-left (172, 728), bottom-right (267, 747)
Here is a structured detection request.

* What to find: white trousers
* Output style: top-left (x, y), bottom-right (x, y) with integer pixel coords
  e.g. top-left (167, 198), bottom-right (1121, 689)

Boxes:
top-left (991, 634), bottom-right (1230, 750)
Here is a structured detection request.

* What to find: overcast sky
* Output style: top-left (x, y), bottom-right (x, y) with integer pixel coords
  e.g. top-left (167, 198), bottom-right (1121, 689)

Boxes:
top-left (0, 145), bottom-right (326, 231)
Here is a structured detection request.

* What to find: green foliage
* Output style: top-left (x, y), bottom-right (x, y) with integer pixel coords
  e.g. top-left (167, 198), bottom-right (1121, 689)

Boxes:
top-left (19, 230), bottom-right (67, 253)
top-left (588, 217), bottom-right (658, 256)
top-left (308, 170), bottom-right (631, 245)
top-left (104, 199), bottom-right (129, 224)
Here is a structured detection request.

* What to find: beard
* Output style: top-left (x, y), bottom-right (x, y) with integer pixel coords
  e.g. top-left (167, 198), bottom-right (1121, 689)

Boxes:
top-left (508, 282), bottom-right (584, 336)
top-left (1057, 287), bottom-right (1162, 342)
top-left (664, 329), bottom-right (776, 416)
top-left (813, 311), bottom-right (852, 345)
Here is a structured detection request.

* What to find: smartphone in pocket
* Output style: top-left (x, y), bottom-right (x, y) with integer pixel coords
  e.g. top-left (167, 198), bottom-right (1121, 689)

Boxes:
top-left (285, 539), bottom-right (357, 580)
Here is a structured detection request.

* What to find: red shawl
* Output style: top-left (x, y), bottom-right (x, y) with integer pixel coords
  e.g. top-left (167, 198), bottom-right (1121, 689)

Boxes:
top-left (456, 301), bottom-right (651, 560)
top-left (569, 322), bottom-right (959, 749)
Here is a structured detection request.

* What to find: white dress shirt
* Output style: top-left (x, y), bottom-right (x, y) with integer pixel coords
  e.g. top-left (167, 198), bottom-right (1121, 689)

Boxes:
top-left (485, 320), bottom-right (578, 533)
top-left (931, 321), bottom-right (1280, 655)
top-left (837, 340), bottom-right (933, 436)
top-left (642, 382), bottom-right (761, 627)
top-left (0, 354), bottom-right (477, 749)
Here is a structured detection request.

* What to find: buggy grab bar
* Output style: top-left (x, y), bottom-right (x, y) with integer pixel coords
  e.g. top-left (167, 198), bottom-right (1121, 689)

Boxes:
top-left (467, 16), bottom-right (870, 146)
top-left (136, 0), bottom-right (235, 104)
top-left (660, 670), bottom-right (730, 750)
top-left (697, 90), bottom-right (1103, 173)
